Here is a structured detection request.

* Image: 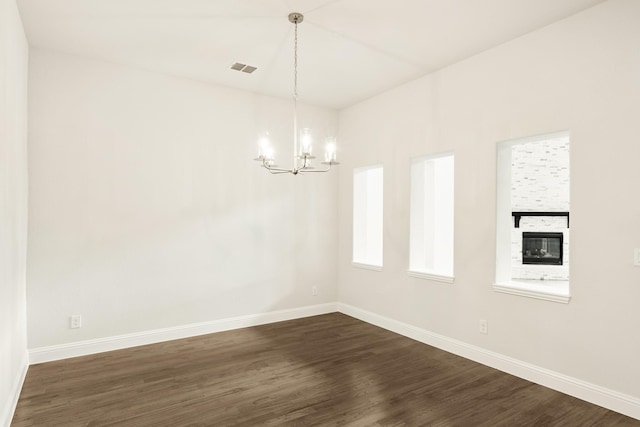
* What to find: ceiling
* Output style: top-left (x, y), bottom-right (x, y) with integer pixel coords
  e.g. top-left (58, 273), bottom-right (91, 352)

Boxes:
top-left (17, 0), bottom-right (605, 109)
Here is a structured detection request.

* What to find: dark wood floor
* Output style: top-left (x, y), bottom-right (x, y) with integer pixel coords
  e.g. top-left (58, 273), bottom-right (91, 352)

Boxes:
top-left (12, 313), bottom-right (639, 426)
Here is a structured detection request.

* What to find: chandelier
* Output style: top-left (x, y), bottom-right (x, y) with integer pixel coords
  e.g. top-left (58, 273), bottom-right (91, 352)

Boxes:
top-left (254, 12), bottom-right (339, 175)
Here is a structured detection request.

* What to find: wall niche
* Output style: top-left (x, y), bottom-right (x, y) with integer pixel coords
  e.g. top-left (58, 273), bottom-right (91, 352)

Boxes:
top-left (495, 131), bottom-right (570, 302)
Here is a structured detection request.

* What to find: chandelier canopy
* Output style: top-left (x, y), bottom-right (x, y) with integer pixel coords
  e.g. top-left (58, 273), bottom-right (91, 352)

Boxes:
top-left (254, 12), bottom-right (339, 175)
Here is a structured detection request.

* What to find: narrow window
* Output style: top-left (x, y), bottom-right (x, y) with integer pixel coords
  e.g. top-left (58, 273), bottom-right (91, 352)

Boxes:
top-left (409, 153), bottom-right (454, 282)
top-left (352, 165), bottom-right (383, 270)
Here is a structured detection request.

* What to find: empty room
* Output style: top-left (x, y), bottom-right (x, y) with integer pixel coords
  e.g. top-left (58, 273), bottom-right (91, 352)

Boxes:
top-left (2, 0), bottom-right (640, 425)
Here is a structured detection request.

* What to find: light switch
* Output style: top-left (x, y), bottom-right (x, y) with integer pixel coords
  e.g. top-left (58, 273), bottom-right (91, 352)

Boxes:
top-left (634, 248), bottom-right (640, 267)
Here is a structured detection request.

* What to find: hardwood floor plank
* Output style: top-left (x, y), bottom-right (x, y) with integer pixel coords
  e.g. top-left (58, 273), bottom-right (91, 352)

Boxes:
top-left (12, 313), bottom-right (639, 426)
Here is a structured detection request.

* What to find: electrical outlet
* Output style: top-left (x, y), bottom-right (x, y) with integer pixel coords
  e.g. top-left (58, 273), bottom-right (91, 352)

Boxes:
top-left (479, 319), bottom-right (488, 335)
top-left (312, 286), bottom-right (318, 296)
top-left (634, 248), bottom-right (640, 267)
top-left (70, 314), bottom-right (82, 329)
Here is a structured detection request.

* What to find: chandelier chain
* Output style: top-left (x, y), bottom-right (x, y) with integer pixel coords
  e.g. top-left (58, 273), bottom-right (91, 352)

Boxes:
top-left (294, 20), bottom-right (298, 101)
top-left (293, 19), bottom-right (299, 165)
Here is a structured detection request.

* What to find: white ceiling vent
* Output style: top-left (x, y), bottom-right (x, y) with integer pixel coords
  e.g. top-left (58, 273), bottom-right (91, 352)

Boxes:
top-left (230, 62), bottom-right (257, 74)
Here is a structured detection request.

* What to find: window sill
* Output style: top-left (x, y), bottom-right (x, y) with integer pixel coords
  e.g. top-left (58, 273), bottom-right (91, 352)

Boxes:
top-left (352, 262), bottom-right (383, 272)
top-left (493, 280), bottom-right (570, 304)
top-left (408, 270), bottom-right (454, 283)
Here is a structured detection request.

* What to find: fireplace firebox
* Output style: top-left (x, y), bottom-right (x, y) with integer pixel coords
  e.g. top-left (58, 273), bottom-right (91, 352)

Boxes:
top-left (522, 232), bottom-right (563, 265)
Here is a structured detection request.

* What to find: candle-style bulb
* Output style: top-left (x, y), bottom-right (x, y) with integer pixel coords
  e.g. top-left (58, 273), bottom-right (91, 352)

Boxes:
top-left (324, 137), bottom-right (337, 163)
top-left (264, 146), bottom-right (274, 161)
top-left (300, 128), bottom-right (312, 156)
top-left (258, 133), bottom-right (270, 159)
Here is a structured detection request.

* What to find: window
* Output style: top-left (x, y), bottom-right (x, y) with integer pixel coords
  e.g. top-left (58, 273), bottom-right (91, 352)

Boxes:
top-left (352, 165), bottom-right (383, 270)
top-left (495, 131), bottom-right (570, 303)
top-left (408, 153), bottom-right (454, 282)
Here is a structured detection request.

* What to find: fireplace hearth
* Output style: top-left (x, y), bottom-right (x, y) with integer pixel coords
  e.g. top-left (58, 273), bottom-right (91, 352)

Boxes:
top-left (522, 232), bottom-right (563, 265)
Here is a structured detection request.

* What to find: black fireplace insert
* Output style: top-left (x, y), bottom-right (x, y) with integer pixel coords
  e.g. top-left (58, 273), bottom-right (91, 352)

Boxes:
top-left (522, 232), bottom-right (563, 265)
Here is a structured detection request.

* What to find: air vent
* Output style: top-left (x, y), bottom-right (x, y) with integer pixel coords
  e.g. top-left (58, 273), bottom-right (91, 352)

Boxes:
top-left (230, 62), bottom-right (257, 74)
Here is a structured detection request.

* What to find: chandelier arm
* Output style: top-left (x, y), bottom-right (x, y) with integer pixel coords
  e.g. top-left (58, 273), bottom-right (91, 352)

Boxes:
top-left (300, 165), bottom-right (332, 173)
top-left (265, 166), bottom-right (294, 174)
top-left (260, 158), bottom-right (291, 174)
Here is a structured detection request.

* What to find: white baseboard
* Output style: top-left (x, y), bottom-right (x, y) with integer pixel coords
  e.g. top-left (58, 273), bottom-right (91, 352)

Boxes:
top-left (2, 352), bottom-right (29, 427)
top-left (29, 303), bottom-right (338, 364)
top-left (337, 302), bottom-right (640, 421)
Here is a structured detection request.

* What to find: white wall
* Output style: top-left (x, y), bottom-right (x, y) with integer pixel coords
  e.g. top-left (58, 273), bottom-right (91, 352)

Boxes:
top-left (0, 0), bottom-right (29, 424)
top-left (27, 50), bottom-right (338, 349)
top-left (338, 0), bottom-right (640, 403)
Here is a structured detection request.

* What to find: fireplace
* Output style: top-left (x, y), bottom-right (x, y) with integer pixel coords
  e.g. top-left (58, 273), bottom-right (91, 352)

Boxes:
top-left (522, 232), bottom-right (563, 265)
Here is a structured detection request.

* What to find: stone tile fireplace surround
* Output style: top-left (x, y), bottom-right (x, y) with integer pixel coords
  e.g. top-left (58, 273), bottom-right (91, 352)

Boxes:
top-left (510, 137), bottom-right (569, 281)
